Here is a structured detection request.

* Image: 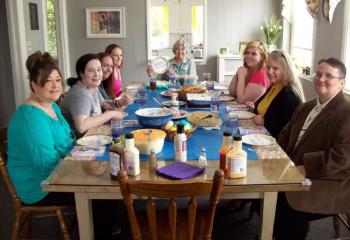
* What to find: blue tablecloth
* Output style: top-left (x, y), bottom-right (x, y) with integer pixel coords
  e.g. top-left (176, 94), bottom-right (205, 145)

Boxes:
top-left (119, 89), bottom-right (259, 161)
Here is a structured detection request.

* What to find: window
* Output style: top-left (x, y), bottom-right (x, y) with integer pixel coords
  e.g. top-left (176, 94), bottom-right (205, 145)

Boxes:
top-left (290, 0), bottom-right (314, 73)
top-left (150, 6), bottom-right (169, 49)
top-left (46, 0), bottom-right (57, 57)
top-left (192, 5), bottom-right (203, 46)
top-left (342, 0), bottom-right (350, 91)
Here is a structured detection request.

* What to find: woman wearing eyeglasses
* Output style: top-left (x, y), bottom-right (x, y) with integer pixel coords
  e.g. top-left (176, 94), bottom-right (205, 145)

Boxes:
top-left (251, 50), bottom-right (305, 139)
top-left (229, 40), bottom-right (270, 103)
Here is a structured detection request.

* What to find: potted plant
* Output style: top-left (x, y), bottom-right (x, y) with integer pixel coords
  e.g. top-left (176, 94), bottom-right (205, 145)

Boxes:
top-left (260, 15), bottom-right (282, 52)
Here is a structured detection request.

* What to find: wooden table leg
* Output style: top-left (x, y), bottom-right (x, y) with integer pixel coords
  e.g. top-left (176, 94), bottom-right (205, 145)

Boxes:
top-left (259, 192), bottom-right (277, 240)
top-left (75, 192), bottom-right (94, 240)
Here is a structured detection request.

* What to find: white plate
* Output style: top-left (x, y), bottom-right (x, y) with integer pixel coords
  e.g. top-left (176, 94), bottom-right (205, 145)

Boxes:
top-left (172, 110), bottom-right (188, 120)
top-left (77, 135), bottom-right (112, 146)
top-left (160, 89), bottom-right (177, 98)
top-left (161, 100), bottom-right (186, 107)
top-left (235, 111), bottom-right (255, 119)
top-left (218, 95), bottom-right (234, 102)
top-left (151, 57), bottom-right (168, 74)
top-left (242, 134), bottom-right (276, 146)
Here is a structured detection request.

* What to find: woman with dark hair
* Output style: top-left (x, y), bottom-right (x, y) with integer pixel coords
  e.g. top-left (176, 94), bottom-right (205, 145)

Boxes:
top-left (229, 40), bottom-right (270, 103)
top-left (7, 51), bottom-right (75, 206)
top-left (97, 52), bottom-right (114, 100)
top-left (61, 53), bottom-right (126, 138)
top-left (105, 43), bottom-right (124, 97)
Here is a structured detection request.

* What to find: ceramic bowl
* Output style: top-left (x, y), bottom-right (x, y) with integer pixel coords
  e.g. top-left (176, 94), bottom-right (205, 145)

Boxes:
top-left (130, 129), bottom-right (166, 155)
top-left (135, 108), bottom-right (173, 128)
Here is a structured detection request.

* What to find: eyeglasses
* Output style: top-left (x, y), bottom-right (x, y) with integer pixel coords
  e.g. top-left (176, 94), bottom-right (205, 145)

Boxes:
top-left (312, 72), bottom-right (343, 80)
top-left (102, 64), bottom-right (113, 69)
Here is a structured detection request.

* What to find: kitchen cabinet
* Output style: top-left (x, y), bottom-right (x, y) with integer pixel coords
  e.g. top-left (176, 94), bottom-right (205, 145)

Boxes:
top-left (169, 1), bottom-right (192, 33)
top-left (217, 54), bottom-right (243, 84)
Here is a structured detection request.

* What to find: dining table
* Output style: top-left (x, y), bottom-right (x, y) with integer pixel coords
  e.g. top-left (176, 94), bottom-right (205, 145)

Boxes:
top-left (42, 85), bottom-right (310, 240)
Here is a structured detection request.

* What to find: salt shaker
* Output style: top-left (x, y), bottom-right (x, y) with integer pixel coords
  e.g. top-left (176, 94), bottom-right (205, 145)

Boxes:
top-left (148, 149), bottom-right (158, 171)
top-left (198, 147), bottom-right (207, 168)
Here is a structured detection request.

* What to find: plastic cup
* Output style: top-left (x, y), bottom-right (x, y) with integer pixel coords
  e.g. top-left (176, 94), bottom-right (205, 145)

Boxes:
top-left (111, 120), bottom-right (124, 144)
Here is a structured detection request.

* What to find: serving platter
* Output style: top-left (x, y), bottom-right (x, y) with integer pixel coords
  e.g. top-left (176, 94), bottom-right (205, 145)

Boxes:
top-left (77, 135), bottom-right (112, 146)
top-left (242, 134), bottom-right (276, 146)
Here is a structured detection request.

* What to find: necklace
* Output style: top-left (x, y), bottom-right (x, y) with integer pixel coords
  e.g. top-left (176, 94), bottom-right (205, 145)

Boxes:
top-left (32, 96), bottom-right (58, 120)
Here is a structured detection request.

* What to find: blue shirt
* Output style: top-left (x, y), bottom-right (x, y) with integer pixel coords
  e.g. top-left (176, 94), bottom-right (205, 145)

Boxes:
top-left (168, 57), bottom-right (197, 77)
top-left (7, 103), bottom-right (75, 204)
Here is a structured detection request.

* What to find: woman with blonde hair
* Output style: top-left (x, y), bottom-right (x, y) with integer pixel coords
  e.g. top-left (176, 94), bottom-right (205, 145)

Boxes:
top-left (252, 49), bottom-right (305, 138)
top-left (229, 40), bottom-right (270, 103)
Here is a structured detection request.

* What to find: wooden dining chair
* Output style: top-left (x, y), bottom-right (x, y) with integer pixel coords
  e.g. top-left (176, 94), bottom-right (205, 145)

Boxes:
top-left (118, 168), bottom-right (224, 240)
top-left (0, 128), bottom-right (74, 240)
top-left (333, 212), bottom-right (350, 237)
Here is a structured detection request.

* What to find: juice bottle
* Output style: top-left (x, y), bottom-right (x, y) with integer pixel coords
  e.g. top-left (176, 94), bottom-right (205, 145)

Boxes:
top-left (226, 135), bottom-right (247, 179)
top-left (219, 131), bottom-right (233, 175)
top-left (124, 133), bottom-right (140, 176)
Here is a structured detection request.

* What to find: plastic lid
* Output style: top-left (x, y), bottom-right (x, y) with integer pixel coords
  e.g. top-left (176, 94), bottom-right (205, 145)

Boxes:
top-left (233, 135), bottom-right (242, 141)
top-left (125, 133), bottom-right (134, 139)
top-left (223, 131), bottom-right (232, 136)
top-left (176, 124), bottom-right (184, 133)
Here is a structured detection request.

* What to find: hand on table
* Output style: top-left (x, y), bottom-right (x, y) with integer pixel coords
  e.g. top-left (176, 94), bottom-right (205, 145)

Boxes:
top-left (253, 115), bottom-right (264, 125)
top-left (246, 101), bottom-right (255, 112)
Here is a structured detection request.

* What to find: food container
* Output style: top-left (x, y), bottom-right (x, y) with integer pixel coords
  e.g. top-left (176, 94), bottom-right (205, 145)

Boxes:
top-left (130, 129), bottom-right (166, 155)
top-left (162, 122), bottom-right (197, 141)
top-left (135, 108), bottom-right (173, 128)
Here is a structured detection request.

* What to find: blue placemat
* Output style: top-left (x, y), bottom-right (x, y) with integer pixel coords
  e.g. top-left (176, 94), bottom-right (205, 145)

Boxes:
top-left (96, 89), bottom-right (259, 161)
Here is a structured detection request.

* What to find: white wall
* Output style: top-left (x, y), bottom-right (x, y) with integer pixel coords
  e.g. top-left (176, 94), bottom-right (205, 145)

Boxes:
top-left (66, 0), bottom-right (281, 85)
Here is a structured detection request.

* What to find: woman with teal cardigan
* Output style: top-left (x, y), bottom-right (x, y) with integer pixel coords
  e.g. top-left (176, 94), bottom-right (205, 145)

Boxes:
top-left (7, 51), bottom-right (75, 205)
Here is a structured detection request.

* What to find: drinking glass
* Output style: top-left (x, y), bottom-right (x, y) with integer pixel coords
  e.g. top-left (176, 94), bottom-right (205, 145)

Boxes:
top-left (137, 86), bottom-right (147, 109)
top-left (149, 77), bottom-right (157, 91)
top-left (225, 112), bottom-right (240, 136)
top-left (204, 73), bottom-right (214, 90)
top-left (210, 93), bottom-right (220, 113)
top-left (111, 119), bottom-right (124, 144)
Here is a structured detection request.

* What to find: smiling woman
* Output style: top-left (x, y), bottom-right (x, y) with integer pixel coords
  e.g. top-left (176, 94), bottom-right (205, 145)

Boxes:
top-left (60, 53), bottom-right (127, 138)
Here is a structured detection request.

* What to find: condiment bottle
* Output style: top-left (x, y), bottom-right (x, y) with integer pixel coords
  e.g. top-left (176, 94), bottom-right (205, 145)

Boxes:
top-left (226, 135), bottom-right (247, 179)
top-left (109, 143), bottom-right (124, 180)
top-left (198, 147), bottom-right (207, 168)
top-left (219, 131), bottom-right (233, 175)
top-left (124, 133), bottom-right (140, 176)
top-left (174, 124), bottom-right (187, 162)
top-left (170, 93), bottom-right (179, 110)
top-left (148, 149), bottom-right (158, 171)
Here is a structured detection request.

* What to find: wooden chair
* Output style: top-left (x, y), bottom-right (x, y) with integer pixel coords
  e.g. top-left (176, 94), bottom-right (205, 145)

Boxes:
top-left (333, 212), bottom-right (350, 237)
top-left (0, 128), bottom-right (73, 240)
top-left (118, 168), bottom-right (224, 240)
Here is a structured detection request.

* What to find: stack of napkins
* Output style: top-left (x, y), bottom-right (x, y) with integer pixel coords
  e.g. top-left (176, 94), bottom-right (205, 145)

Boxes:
top-left (156, 162), bottom-right (204, 180)
top-left (71, 146), bottom-right (106, 158)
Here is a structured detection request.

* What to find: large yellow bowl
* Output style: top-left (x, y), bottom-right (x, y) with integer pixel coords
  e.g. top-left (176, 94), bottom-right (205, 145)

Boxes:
top-left (130, 129), bottom-right (166, 155)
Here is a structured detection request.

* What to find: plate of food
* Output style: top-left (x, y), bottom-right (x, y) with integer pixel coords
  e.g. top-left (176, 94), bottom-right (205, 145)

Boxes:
top-left (218, 95), bottom-right (234, 102)
top-left (151, 57), bottom-right (168, 74)
top-left (235, 111), bottom-right (255, 119)
top-left (171, 109), bottom-right (188, 120)
top-left (187, 111), bottom-right (222, 128)
top-left (242, 134), bottom-right (276, 146)
top-left (161, 100), bottom-right (186, 108)
top-left (160, 89), bottom-right (178, 98)
top-left (77, 135), bottom-right (112, 146)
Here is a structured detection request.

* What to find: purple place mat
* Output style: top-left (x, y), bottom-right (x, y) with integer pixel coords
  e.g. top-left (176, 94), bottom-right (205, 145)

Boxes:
top-left (156, 162), bottom-right (204, 180)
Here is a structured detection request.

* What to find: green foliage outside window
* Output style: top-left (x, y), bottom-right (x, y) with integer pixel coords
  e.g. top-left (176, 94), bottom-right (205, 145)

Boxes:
top-left (47, 0), bottom-right (57, 57)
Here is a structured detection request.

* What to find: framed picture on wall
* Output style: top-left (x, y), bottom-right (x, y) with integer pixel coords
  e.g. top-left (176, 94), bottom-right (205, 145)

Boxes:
top-left (86, 7), bottom-right (126, 38)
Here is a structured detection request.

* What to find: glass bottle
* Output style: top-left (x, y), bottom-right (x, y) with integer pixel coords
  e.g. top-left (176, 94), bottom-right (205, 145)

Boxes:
top-left (148, 148), bottom-right (158, 171)
top-left (198, 147), bottom-right (207, 168)
top-left (219, 131), bottom-right (233, 176)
